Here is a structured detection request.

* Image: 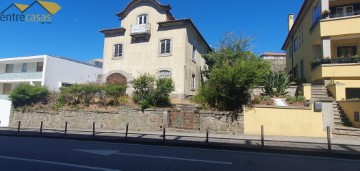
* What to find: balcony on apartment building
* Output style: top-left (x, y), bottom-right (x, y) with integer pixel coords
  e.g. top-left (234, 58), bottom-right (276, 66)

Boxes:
top-left (320, 1), bottom-right (360, 37)
top-left (130, 23), bottom-right (151, 37)
top-left (0, 61), bottom-right (44, 82)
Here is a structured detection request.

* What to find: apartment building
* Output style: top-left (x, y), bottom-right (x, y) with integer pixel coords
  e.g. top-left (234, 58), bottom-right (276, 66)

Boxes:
top-left (100, 0), bottom-right (211, 99)
top-left (0, 55), bottom-right (102, 127)
top-left (282, 0), bottom-right (360, 98)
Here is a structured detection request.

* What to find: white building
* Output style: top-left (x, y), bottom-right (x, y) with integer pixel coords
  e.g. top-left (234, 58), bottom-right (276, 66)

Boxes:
top-left (0, 55), bottom-right (102, 127)
top-left (100, 0), bottom-right (212, 100)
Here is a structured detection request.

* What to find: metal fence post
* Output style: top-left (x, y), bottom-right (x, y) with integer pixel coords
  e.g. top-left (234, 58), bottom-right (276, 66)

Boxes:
top-left (163, 127), bottom-right (166, 142)
top-left (327, 126), bottom-right (331, 151)
top-left (17, 121), bottom-right (21, 135)
top-left (64, 122), bottom-right (68, 136)
top-left (125, 123), bottom-right (129, 139)
top-left (93, 122), bottom-right (96, 136)
top-left (261, 125), bottom-right (264, 148)
top-left (40, 121), bottom-right (43, 134)
top-left (205, 129), bottom-right (209, 143)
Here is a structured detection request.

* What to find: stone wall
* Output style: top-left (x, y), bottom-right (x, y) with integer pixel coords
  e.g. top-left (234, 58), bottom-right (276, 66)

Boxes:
top-left (9, 108), bottom-right (244, 135)
top-left (200, 111), bottom-right (244, 135)
top-left (10, 108), bottom-right (165, 132)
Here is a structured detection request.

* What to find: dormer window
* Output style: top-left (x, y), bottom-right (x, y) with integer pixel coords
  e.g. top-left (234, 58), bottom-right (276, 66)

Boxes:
top-left (137, 14), bottom-right (148, 24)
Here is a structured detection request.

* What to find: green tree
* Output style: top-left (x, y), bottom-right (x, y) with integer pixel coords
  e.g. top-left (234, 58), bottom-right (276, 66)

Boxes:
top-left (9, 84), bottom-right (49, 108)
top-left (195, 33), bottom-right (270, 112)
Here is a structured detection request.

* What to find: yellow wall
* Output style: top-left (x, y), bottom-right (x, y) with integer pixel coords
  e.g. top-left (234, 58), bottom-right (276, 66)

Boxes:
top-left (320, 16), bottom-right (360, 37)
top-left (244, 106), bottom-right (327, 137)
top-left (302, 84), bottom-right (312, 100)
top-left (327, 83), bottom-right (346, 101)
top-left (338, 101), bottom-right (360, 128)
top-left (312, 64), bottom-right (360, 82)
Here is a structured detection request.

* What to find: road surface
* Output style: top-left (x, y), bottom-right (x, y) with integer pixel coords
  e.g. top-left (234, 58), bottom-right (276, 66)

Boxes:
top-left (0, 136), bottom-right (359, 171)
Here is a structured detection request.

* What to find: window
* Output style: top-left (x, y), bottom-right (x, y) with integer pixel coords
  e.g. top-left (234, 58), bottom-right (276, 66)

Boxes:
top-left (337, 46), bottom-right (357, 57)
top-left (36, 62), bottom-right (43, 72)
top-left (192, 46), bottom-right (196, 62)
top-left (313, 2), bottom-right (321, 23)
top-left (191, 74), bottom-right (196, 90)
top-left (158, 70), bottom-right (171, 79)
top-left (21, 63), bottom-right (27, 72)
top-left (137, 14), bottom-right (148, 24)
top-left (336, 5), bottom-right (353, 17)
top-left (5, 64), bottom-right (14, 73)
top-left (355, 112), bottom-right (359, 122)
top-left (294, 37), bottom-right (299, 51)
top-left (114, 44), bottom-right (123, 58)
top-left (160, 39), bottom-right (171, 55)
top-left (3, 84), bottom-right (11, 95)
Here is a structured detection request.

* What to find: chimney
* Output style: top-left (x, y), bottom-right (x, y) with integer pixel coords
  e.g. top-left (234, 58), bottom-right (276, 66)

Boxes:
top-left (288, 14), bottom-right (294, 32)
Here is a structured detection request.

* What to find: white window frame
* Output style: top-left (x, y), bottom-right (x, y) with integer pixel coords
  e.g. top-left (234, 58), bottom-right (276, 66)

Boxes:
top-left (21, 63), bottom-right (27, 73)
top-left (137, 14), bottom-right (148, 25)
top-left (336, 5), bottom-right (354, 17)
top-left (5, 64), bottom-right (14, 73)
top-left (113, 44), bottom-right (123, 58)
top-left (158, 70), bottom-right (172, 79)
top-left (159, 38), bottom-right (172, 56)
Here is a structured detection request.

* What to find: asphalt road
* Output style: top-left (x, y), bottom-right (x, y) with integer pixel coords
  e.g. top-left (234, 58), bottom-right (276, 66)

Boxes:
top-left (0, 136), bottom-right (359, 171)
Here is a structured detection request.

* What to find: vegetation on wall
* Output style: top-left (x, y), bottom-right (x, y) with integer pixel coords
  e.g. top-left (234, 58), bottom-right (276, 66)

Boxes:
top-left (194, 33), bottom-right (270, 112)
top-left (9, 84), bottom-right (49, 108)
top-left (132, 73), bottom-right (175, 111)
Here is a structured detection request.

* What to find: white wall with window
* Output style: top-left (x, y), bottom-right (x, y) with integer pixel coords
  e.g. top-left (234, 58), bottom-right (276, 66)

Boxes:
top-left (137, 14), bottom-right (148, 24)
top-left (159, 39), bottom-right (172, 55)
top-left (191, 74), bottom-right (196, 90)
top-left (158, 70), bottom-right (171, 79)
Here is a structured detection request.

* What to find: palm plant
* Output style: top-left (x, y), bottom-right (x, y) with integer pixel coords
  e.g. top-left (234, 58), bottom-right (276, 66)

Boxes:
top-left (263, 71), bottom-right (291, 97)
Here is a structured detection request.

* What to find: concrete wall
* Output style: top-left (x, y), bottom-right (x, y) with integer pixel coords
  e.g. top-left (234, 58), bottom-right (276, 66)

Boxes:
top-left (43, 56), bottom-right (102, 91)
top-left (320, 16), bottom-right (360, 37)
top-left (244, 106), bottom-right (328, 137)
top-left (252, 86), bottom-right (298, 97)
top-left (339, 100), bottom-right (360, 128)
top-left (327, 83), bottom-right (346, 101)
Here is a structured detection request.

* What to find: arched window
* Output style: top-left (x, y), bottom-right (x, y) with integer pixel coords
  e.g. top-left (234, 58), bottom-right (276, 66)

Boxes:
top-left (137, 14), bottom-right (148, 24)
top-left (158, 70), bottom-right (171, 79)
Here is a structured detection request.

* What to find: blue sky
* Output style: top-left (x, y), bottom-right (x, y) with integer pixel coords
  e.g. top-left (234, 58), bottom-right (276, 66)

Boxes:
top-left (0, 0), bottom-right (303, 62)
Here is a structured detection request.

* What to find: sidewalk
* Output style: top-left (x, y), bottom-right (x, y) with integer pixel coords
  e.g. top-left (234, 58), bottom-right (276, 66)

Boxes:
top-left (0, 127), bottom-right (359, 156)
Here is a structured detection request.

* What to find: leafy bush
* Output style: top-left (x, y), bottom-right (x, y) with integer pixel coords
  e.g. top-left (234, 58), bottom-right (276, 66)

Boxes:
top-left (263, 71), bottom-right (291, 97)
top-left (132, 73), bottom-right (175, 111)
top-left (253, 96), bottom-right (274, 105)
top-left (56, 83), bottom-right (127, 108)
top-left (9, 84), bottom-right (49, 108)
top-left (286, 96), bottom-right (306, 105)
top-left (194, 33), bottom-right (270, 112)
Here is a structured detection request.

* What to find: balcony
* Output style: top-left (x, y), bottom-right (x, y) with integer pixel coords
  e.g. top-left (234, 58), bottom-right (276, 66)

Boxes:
top-left (311, 57), bottom-right (360, 70)
top-left (130, 23), bottom-right (151, 37)
top-left (0, 72), bottom-right (42, 81)
top-left (329, 10), bottom-right (360, 19)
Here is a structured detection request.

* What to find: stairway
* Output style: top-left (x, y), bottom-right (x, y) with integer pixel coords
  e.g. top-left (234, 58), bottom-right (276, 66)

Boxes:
top-left (311, 85), bottom-right (360, 137)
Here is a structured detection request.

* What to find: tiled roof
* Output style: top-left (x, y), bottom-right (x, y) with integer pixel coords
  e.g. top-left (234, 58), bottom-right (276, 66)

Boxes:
top-left (99, 28), bottom-right (126, 34)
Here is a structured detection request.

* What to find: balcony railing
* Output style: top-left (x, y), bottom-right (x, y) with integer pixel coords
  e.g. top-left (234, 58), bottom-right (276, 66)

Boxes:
top-left (329, 10), bottom-right (360, 19)
top-left (130, 23), bottom-right (151, 36)
top-left (311, 57), bottom-right (360, 69)
top-left (0, 72), bottom-right (42, 81)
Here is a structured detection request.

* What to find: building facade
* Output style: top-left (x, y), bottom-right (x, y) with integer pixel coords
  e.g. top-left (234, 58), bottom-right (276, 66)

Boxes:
top-left (260, 52), bottom-right (286, 72)
top-left (282, 0), bottom-right (360, 97)
top-left (0, 55), bottom-right (102, 127)
top-left (100, 0), bottom-right (211, 99)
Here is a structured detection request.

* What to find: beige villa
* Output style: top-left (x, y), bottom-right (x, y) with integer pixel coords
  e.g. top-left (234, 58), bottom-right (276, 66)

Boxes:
top-left (100, 0), bottom-right (211, 99)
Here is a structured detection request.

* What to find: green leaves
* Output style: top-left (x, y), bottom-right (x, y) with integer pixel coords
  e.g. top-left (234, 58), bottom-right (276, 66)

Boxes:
top-left (263, 71), bottom-right (291, 97)
top-left (194, 33), bottom-right (270, 112)
top-left (132, 73), bottom-right (175, 111)
top-left (9, 84), bottom-right (49, 108)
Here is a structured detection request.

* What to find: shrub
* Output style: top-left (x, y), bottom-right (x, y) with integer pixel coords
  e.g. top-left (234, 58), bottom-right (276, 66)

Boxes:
top-left (253, 96), bottom-right (274, 105)
top-left (132, 73), bottom-right (175, 111)
top-left (286, 96), bottom-right (306, 105)
top-left (104, 84), bottom-right (127, 106)
top-left (9, 84), bottom-right (49, 108)
top-left (263, 71), bottom-right (291, 97)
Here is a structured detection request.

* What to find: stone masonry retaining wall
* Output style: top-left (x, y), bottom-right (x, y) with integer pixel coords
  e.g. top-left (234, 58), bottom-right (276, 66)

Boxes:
top-left (10, 108), bottom-right (244, 135)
